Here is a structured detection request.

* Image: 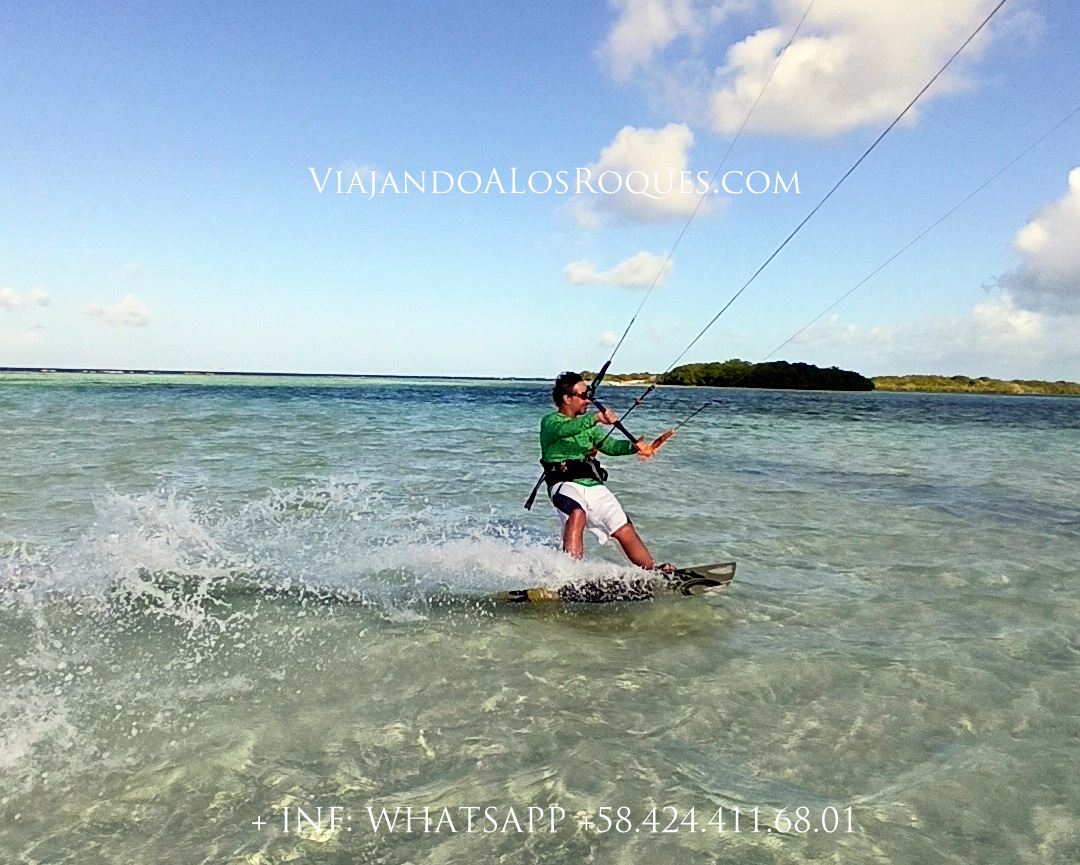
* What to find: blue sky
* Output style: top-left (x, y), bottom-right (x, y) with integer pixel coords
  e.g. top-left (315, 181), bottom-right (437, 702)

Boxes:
top-left (2, 0), bottom-right (1078, 379)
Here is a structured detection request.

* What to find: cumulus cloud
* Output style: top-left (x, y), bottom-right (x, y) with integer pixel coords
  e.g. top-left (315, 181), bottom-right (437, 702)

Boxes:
top-left (565, 251), bottom-right (673, 287)
top-left (709, 0), bottom-right (1006, 137)
top-left (599, 330), bottom-right (619, 348)
top-left (599, 0), bottom-right (700, 81)
top-left (997, 166), bottom-right (1080, 315)
top-left (83, 294), bottom-right (150, 327)
top-left (599, 0), bottom-right (758, 83)
top-left (790, 295), bottom-right (1078, 379)
top-left (598, 0), bottom-right (1013, 138)
top-left (570, 123), bottom-right (716, 226)
top-left (0, 288), bottom-right (50, 310)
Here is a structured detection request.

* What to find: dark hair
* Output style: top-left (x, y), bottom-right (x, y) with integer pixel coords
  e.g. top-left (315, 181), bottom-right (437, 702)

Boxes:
top-left (552, 371), bottom-right (583, 406)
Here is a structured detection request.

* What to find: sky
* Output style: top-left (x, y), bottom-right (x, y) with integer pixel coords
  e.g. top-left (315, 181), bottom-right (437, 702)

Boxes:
top-left (2, 0), bottom-right (1079, 380)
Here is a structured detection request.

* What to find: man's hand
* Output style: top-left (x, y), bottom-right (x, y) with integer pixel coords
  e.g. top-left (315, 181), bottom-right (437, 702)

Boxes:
top-left (594, 408), bottom-right (618, 425)
top-left (636, 428), bottom-right (675, 460)
top-left (634, 438), bottom-right (656, 459)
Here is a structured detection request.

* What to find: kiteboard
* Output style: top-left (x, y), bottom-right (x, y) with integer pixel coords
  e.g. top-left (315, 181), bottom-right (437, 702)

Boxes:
top-left (496, 561), bottom-right (735, 604)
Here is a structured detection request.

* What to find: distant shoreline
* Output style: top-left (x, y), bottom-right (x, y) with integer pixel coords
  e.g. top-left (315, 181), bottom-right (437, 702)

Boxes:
top-left (871, 375), bottom-right (1080, 396)
top-left (0, 366), bottom-right (544, 382)
top-left (591, 368), bottom-right (1080, 396)
top-left (2, 367), bottom-right (1078, 396)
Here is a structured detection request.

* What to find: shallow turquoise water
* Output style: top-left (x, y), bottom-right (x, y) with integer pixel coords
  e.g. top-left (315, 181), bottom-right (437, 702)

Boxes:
top-left (1, 376), bottom-right (1078, 864)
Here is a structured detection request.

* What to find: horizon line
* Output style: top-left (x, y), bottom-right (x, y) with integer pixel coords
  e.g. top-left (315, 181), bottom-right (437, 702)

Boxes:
top-left (0, 366), bottom-right (549, 381)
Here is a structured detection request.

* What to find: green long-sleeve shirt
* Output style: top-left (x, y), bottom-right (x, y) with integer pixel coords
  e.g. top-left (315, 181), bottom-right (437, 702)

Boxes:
top-left (539, 411), bottom-right (636, 487)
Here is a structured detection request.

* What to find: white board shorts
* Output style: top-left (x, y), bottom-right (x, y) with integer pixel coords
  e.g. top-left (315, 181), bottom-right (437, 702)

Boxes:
top-left (549, 481), bottom-right (629, 545)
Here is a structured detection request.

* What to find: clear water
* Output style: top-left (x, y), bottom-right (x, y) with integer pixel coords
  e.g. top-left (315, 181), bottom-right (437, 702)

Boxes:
top-left (1, 375), bottom-right (1078, 864)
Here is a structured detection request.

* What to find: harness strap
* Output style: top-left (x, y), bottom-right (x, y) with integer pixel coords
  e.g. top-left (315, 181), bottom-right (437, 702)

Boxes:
top-left (542, 457), bottom-right (608, 486)
top-left (524, 456), bottom-right (610, 509)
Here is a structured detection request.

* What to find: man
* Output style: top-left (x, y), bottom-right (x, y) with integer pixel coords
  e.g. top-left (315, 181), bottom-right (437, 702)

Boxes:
top-left (540, 371), bottom-right (673, 569)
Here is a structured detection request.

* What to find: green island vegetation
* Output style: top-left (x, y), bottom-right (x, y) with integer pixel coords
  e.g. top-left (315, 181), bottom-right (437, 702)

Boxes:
top-left (580, 371), bottom-right (658, 385)
top-left (871, 374), bottom-right (1080, 396)
top-left (583, 363), bottom-right (1080, 395)
top-left (663, 360), bottom-right (873, 390)
top-left (584, 360), bottom-right (873, 391)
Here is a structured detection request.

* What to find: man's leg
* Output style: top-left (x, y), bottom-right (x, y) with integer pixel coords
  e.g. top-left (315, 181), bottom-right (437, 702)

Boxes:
top-left (561, 509), bottom-right (587, 559)
top-left (611, 521), bottom-right (657, 569)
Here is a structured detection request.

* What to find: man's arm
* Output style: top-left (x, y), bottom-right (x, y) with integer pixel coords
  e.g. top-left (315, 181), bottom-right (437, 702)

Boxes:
top-left (593, 426), bottom-right (675, 458)
top-left (585, 407), bottom-right (631, 456)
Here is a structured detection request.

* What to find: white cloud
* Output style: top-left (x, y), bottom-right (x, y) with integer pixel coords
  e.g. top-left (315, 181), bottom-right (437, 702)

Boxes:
top-left (969, 295), bottom-right (1043, 343)
top-left (599, 0), bottom-right (700, 81)
top-left (0, 287), bottom-right (50, 310)
top-left (599, 0), bottom-right (758, 83)
top-left (597, 0), bottom-right (1015, 138)
top-left (83, 294), bottom-right (150, 327)
top-left (709, 0), bottom-right (1006, 137)
top-left (565, 251), bottom-right (673, 287)
top-left (570, 123), bottom-right (716, 226)
top-left (789, 296), bottom-right (1079, 379)
top-left (998, 166), bottom-right (1080, 315)
top-left (599, 330), bottom-right (619, 348)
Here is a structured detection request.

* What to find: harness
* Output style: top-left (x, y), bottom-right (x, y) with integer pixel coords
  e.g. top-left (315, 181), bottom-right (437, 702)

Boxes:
top-left (541, 456), bottom-right (608, 487)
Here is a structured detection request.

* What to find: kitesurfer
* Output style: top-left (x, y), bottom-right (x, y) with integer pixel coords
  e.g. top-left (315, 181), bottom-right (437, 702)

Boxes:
top-left (540, 371), bottom-right (673, 569)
